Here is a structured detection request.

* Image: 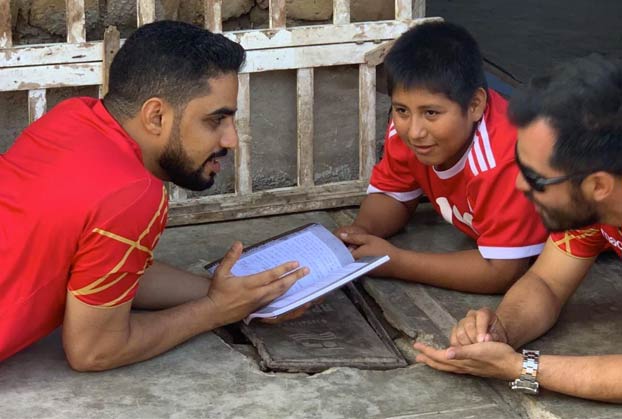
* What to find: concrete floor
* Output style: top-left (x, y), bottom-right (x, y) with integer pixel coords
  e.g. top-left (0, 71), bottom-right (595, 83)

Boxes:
top-left (2, 205), bottom-right (622, 418)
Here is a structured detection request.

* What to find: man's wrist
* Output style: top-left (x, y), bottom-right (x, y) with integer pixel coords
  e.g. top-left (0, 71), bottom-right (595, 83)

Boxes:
top-left (509, 349), bottom-right (540, 395)
top-left (490, 314), bottom-right (509, 344)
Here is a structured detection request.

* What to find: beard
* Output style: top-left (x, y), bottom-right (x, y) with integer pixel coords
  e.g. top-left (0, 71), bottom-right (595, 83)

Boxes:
top-left (526, 186), bottom-right (600, 232)
top-left (158, 124), bottom-right (227, 192)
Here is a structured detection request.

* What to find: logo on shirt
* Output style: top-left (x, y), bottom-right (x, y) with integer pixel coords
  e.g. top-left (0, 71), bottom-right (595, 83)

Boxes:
top-left (601, 228), bottom-right (622, 252)
top-left (436, 197), bottom-right (476, 232)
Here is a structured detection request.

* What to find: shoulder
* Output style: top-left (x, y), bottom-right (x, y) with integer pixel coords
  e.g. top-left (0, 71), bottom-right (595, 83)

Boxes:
top-left (89, 178), bottom-right (168, 233)
top-left (466, 90), bottom-right (517, 178)
top-left (383, 120), bottom-right (415, 160)
top-left (549, 225), bottom-right (607, 258)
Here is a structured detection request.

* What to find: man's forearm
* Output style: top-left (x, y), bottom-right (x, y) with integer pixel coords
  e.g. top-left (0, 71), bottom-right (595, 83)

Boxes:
top-left (388, 249), bottom-right (529, 293)
top-left (539, 354), bottom-right (622, 403)
top-left (64, 296), bottom-right (223, 371)
top-left (496, 271), bottom-right (563, 347)
top-left (133, 261), bottom-right (210, 309)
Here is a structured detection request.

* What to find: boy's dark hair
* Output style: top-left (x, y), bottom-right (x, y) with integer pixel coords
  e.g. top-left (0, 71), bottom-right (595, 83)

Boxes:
top-left (104, 20), bottom-right (245, 119)
top-left (384, 21), bottom-right (487, 112)
top-left (509, 54), bottom-right (622, 177)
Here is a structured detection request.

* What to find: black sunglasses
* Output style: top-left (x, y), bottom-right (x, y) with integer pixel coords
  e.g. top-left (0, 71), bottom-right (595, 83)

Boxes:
top-left (514, 144), bottom-right (589, 192)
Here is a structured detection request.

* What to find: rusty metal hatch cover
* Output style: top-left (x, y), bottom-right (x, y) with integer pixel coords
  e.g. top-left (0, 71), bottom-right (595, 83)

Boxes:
top-left (241, 283), bottom-right (408, 373)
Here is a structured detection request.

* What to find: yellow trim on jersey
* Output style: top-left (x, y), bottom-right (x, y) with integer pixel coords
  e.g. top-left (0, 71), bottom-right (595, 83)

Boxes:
top-left (101, 277), bottom-right (141, 307)
top-left (70, 186), bottom-right (167, 304)
top-left (551, 228), bottom-right (601, 258)
top-left (91, 229), bottom-right (154, 255)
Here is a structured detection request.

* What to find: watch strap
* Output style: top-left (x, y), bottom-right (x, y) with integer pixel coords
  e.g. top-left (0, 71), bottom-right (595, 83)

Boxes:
top-left (509, 349), bottom-right (540, 394)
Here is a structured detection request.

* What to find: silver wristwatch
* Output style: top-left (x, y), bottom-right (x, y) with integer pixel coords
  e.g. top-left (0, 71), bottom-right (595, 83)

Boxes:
top-left (509, 349), bottom-right (540, 395)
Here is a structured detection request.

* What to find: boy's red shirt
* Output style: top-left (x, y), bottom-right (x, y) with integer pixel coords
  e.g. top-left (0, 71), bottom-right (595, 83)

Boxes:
top-left (369, 90), bottom-right (548, 259)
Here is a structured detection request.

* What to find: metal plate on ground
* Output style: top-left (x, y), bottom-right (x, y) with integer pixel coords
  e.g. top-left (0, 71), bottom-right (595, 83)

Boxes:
top-left (241, 284), bottom-right (407, 373)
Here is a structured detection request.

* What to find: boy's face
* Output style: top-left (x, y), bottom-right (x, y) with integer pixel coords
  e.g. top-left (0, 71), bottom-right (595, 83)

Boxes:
top-left (391, 86), bottom-right (485, 170)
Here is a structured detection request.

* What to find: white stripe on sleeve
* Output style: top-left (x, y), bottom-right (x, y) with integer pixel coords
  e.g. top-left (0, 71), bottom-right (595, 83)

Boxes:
top-left (367, 184), bottom-right (423, 202)
top-left (478, 243), bottom-right (545, 259)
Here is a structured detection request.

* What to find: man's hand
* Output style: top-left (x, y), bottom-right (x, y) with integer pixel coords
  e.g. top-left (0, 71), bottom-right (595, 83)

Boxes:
top-left (451, 307), bottom-right (509, 346)
top-left (413, 341), bottom-right (522, 381)
top-left (206, 241), bottom-right (309, 326)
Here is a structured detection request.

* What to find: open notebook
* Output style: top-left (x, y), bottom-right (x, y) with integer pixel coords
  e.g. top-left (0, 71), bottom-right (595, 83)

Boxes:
top-left (205, 223), bottom-right (389, 323)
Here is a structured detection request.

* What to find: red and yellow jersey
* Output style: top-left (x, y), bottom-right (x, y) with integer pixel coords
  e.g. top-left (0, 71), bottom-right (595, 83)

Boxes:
top-left (0, 97), bottom-right (168, 361)
top-left (369, 90), bottom-right (547, 260)
top-left (551, 225), bottom-right (622, 258)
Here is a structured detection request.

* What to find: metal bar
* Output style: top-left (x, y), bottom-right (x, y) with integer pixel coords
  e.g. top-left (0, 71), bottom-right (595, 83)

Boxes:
top-left (395, 0), bottom-right (413, 21)
top-left (100, 26), bottom-right (120, 98)
top-left (269, 0), bottom-right (286, 29)
top-left (137, 0), bottom-right (156, 27)
top-left (65, 0), bottom-right (86, 43)
top-left (0, 63), bottom-right (101, 91)
top-left (28, 89), bottom-right (47, 123)
top-left (413, 0), bottom-right (426, 18)
top-left (169, 185), bottom-right (189, 202)
top-left (0, 0), bottom-right (11, 48)
top-left (204, 0), bottom-right (222, 33)
top-left (1, 19), bottom-right (443, 69)
top-left (333, 0), bottom-right (350, 25)
top-left (235, 73), bottom-right (252, 195)
top-left (168, 180), bottom-right (368, 226)
top-left (358, 64), bottom-right (376, 181)
top-left (296, 68), bottom-right (314, 188)
top-left (241, 42), bottom-right (390, 74)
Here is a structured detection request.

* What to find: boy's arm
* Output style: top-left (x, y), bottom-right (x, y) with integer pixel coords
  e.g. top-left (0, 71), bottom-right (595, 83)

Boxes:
top-left (61, 242), bottom-right (309, 371)
top-left (342, 233), bottom-right (529, 293)
top-left (335, 193), bottom-right (418, 237)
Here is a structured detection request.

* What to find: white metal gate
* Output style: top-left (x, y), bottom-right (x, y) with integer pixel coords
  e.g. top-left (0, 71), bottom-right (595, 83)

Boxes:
top-left (0, 0), bottom-right (438, 225)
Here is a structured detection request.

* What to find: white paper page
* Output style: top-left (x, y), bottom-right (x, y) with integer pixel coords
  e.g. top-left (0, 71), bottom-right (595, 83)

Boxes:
top-left (248, 255), bottom-right (390, 321)
top-left (262, 262), bottom-right (367, 309)
top-left (229, 230), bottom-right (345, 295)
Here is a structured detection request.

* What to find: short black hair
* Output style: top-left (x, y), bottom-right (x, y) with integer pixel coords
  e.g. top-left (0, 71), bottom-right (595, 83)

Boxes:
top-left (384, 21), bottom-right (487, 111)
top-left (509, 54), bottom-right (622, 176)
top-left (104, 20), bottom-right (245, 118)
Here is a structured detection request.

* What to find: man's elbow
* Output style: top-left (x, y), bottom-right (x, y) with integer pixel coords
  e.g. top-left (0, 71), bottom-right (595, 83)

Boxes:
top-left (63, 344), bottom-right (118, 372)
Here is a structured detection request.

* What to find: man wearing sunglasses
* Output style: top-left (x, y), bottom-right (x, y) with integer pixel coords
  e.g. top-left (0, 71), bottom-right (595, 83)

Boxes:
top-left (413, 54), bottom-right (622, 402)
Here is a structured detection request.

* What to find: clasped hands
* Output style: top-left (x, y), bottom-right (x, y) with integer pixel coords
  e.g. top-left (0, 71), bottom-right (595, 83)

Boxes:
top-left (414, 307), bottom-right (523, 380)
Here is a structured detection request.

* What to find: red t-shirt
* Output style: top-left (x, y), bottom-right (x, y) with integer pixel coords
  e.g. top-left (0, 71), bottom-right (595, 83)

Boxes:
top-left (369, 90), bottom-right (547, 259)
top-left (0, 97), bottom-right (168, 361)
top-left (551, 225), bottom-right (622, 258)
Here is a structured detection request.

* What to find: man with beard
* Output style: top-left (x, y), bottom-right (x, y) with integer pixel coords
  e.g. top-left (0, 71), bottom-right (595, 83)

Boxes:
top-left (0, 21), bottom-right (309, 370)
top-left (413, 55), bottom-right (622, 402)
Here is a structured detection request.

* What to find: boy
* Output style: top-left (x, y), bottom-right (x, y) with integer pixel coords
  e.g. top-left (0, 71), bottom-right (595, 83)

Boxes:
top-left (337, 22), bottom-right (547, 293)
